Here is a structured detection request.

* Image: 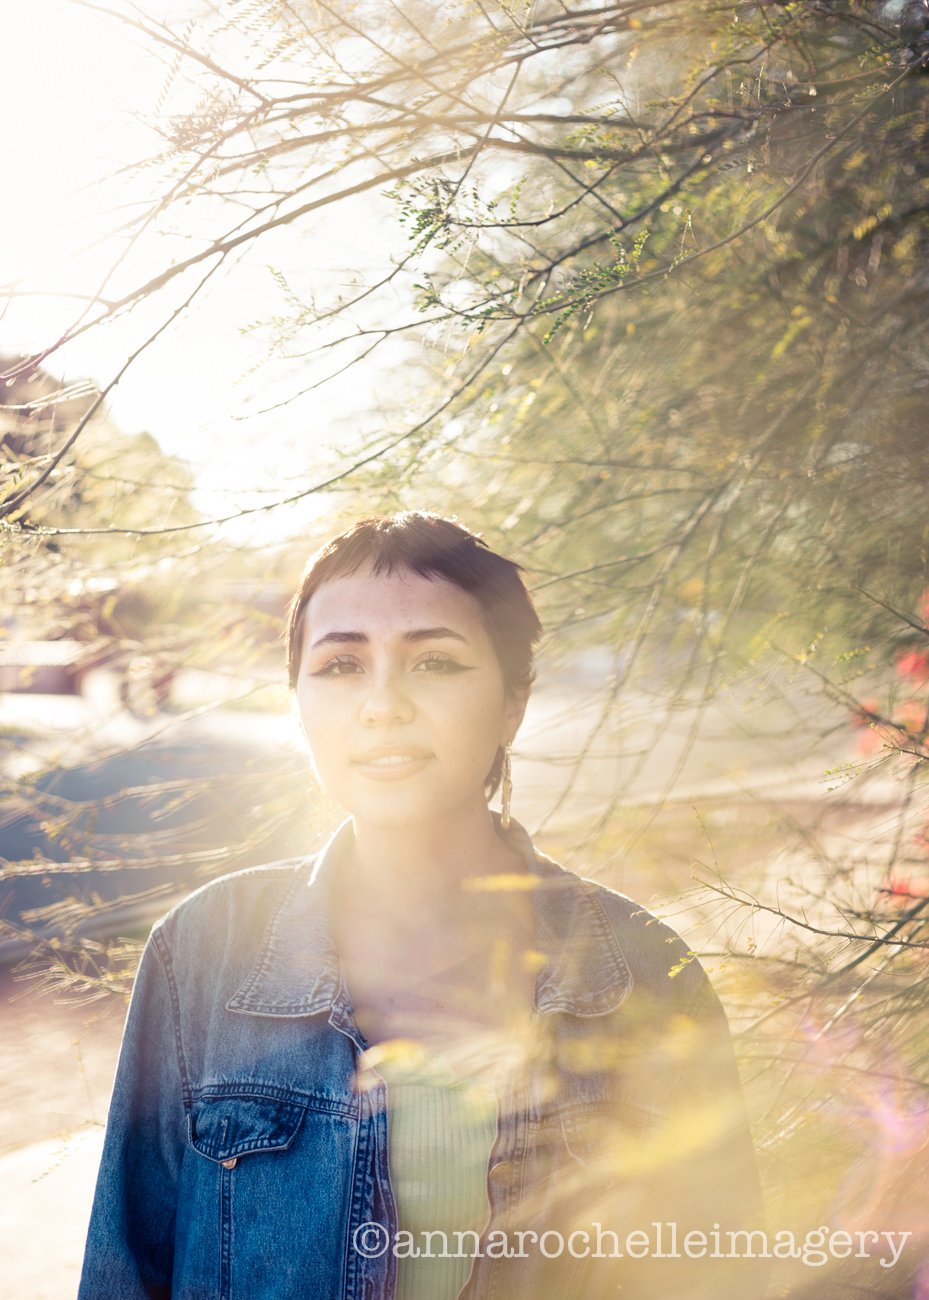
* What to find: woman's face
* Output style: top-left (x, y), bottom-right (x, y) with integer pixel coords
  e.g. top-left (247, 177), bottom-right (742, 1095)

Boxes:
top-left (294, 565), bottom-right (526, 831)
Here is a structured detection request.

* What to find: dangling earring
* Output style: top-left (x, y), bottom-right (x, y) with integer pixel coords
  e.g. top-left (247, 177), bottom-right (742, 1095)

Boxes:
top-left (501, 743), bottom-right (513, 830)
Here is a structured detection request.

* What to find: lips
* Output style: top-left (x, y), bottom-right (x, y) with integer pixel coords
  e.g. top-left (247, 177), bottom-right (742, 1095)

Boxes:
top-left (351, 745), bottom-right (433, 778)
top-left (352, 745), bottom-right (432, 764)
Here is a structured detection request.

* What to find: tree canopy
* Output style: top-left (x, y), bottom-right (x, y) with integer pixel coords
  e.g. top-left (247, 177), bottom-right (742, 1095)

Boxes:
top-left (3, 6), bottom-right (929, 1288)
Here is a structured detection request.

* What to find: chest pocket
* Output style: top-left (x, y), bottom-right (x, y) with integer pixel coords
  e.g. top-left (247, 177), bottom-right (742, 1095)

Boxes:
top-left (187, 1092), bottom-right (306, 1164)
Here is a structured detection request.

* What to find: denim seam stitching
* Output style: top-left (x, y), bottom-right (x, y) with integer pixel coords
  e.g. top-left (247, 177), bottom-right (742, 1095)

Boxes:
top-left (585, 886), bottom-right (634, 993)
top-left (152, 926), bottom-right (192, 1110)
top-left (194, 1085), bottom-right (356, 1117)
top-left (227, 860), bottom-right (312, 1005)
top-left (220, 1159), bottom-right (233, 1299)
top-left (196, 1131), bottom-right (302, 1159)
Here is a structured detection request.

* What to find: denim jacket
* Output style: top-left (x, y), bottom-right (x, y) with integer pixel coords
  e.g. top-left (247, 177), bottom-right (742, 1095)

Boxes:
top-left (79, 818), bottom-right (766, 1300)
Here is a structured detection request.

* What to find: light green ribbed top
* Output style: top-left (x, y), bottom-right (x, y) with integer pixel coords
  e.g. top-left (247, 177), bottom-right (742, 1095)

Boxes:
top-left (375, 1046), bottom-right (499, 1300)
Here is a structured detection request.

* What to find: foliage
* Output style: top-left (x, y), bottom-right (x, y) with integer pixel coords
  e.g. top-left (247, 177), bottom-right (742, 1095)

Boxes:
top-left (2, 5), bottom-right (929, 1290)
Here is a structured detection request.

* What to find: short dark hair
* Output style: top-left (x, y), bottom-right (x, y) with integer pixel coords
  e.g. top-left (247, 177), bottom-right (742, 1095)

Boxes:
top-left (286, 512), bottom-right (542, 795)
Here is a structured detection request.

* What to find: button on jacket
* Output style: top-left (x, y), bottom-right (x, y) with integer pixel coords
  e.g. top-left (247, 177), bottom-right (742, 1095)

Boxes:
top-left (78, 819), bottom-right (766, 1300)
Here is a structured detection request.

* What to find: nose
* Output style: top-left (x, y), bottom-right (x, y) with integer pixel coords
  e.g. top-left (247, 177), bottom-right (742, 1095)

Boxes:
top-left (359, 667), bottom-right (414, 727)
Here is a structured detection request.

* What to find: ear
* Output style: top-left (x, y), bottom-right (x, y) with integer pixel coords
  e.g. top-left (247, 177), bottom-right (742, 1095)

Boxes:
top-left (503, 687), bottom-right (529, 743)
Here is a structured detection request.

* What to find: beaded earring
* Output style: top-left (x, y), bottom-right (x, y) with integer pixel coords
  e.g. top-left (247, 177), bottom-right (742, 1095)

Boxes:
top-left (500, 742), bottom-right (513, 830)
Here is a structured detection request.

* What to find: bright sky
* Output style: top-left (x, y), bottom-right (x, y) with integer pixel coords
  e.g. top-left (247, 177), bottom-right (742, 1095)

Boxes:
top-left (2, 2), bottom-right (186, 402)
top-left (0, 0), bottom-right (413, 536)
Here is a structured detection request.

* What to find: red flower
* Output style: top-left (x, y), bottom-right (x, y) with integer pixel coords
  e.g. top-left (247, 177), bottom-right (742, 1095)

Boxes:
top-left (896, 648), bottom-right (929, 685)
top-left (884, 867), bottom-right (929, 900)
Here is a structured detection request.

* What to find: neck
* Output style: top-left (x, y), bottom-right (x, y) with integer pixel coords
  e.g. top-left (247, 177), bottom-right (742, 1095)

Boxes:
top-left (342, 802), bottom-right (520, 923)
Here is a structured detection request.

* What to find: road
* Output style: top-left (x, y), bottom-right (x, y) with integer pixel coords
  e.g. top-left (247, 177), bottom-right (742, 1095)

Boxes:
top-left (0, 964), bottom-right (120, 1298)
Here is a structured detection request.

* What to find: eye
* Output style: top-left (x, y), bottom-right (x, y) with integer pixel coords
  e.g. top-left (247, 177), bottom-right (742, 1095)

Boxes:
top-left (312, 655), bottom-right (364, 677)
top-left (413, 653), bottom-right (469, 675)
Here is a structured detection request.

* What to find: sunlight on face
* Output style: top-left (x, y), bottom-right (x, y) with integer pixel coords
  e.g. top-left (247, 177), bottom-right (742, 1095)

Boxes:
top-left (295, 566), bottom-right (525, 831)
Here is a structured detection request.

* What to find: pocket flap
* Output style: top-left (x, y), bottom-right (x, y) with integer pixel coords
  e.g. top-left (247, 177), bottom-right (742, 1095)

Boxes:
top-left (188, 1094), bottom-right (306, 1162)
top-left (560, 1106), bottom-right (605, 1166)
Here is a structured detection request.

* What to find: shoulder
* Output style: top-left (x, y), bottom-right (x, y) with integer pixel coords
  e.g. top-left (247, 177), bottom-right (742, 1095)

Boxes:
top-left (150, 854), bottom-right (312, 955)
top-left (576, 875), bottom-right (731, 1042)
top-left (541, 849), bottom-right (712, 1013)
top-left (584, 872), bottom-right (691, 956)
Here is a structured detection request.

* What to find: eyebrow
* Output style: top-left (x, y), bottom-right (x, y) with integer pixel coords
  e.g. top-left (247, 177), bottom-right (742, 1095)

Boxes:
top-left (310, 626), bottom-right (469, 650)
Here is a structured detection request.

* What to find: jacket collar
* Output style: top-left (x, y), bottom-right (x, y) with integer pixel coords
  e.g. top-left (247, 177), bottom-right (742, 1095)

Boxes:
top-left (226, 816), bottom-right (632, 1019)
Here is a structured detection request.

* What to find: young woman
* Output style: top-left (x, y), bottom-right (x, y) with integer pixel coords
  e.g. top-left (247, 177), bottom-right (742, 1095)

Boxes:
top-left (79, 512), bottom-right (766, 1300)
